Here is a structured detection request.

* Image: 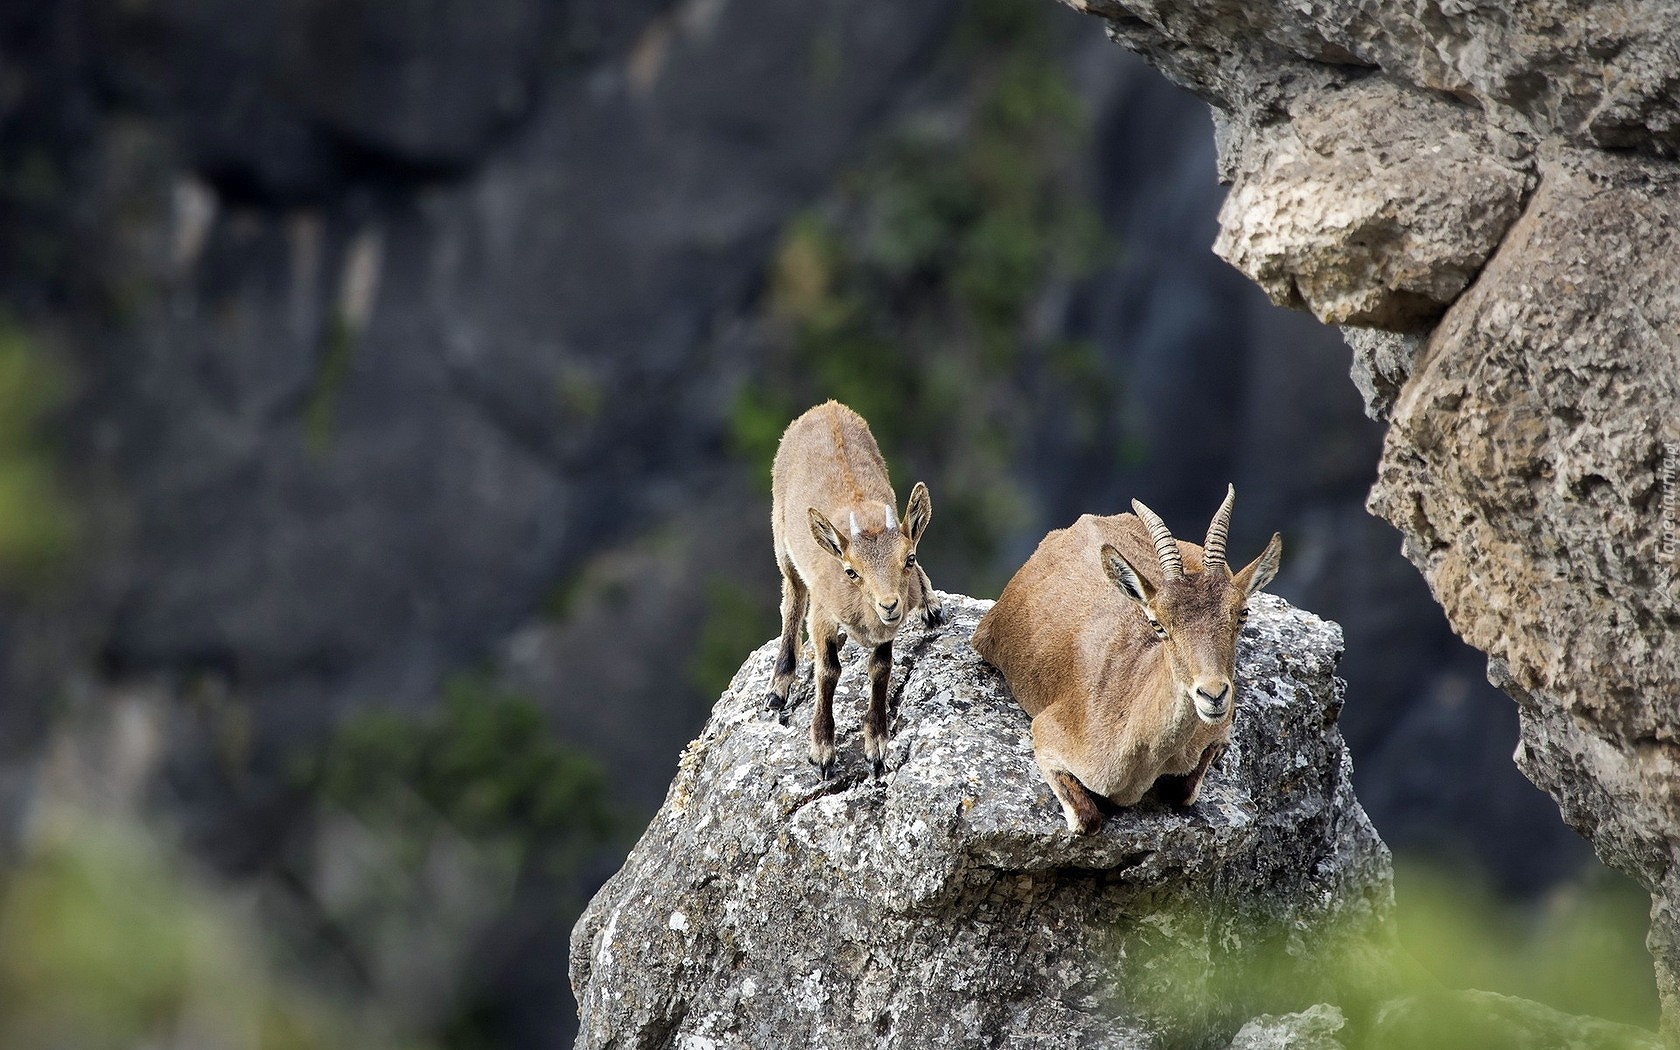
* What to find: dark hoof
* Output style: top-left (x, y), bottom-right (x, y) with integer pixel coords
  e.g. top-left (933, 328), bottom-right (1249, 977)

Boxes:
top-left (811, 756), bottom-right (834, 781)
top-left (922, 602), bottom-right (949, 628)
top-left (778, 710), bottom-right (790, 727)
top-left (870, 757), bottom-right (885, 778)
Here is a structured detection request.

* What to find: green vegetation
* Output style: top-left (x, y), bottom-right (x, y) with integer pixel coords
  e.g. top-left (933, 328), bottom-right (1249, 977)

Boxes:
top-left (0, 819), bottom-right (421, 1050)
top-left (1122, 859), bottom-right (1659, 1048)
top-left (0, 316), bottom-right (78, 591)
top-left (689, 575), bottom-right (778, 698)
top-left (304, 310), bottom-right (358, 453)
top-left (1388, 861), bottom-right (1658, 1030)
top-left (291, 673), bottom-right (621, 1049)
top-left (308, 673), bottom-right (618, 883)
top-left (731, 0), bottom-right (1110, 590)
top-left (555, 364), bottom-right (606, 427)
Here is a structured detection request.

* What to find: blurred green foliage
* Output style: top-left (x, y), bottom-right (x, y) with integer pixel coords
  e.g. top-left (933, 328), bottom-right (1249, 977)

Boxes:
top-left (308, 673), bottom-right (618, 882)
top-left (0, 820), bottom-right (422, 1050)
top-left (0, 316), bottom-right (78, 590)
top-left (731, 0), bottom-right (1110, 588)
top-left (1122, 859), bottom-right (1659, 1048)
top-left (689, 575), bottom-right (778, 698)
top-left (291, 674), bottom-right (621, 1049)
top-left (1387, 861), bottom-right (1658, 1030)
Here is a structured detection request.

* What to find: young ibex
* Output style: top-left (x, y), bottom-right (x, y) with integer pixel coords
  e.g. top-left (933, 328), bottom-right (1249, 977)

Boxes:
top-left (972, 487), bottom-right (1281, 833)
top-left (769, 401), bottom-right (944, 779)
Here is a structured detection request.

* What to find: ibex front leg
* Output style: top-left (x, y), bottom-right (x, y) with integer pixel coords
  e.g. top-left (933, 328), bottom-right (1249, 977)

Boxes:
top-left (767, 558), bottom-right (807, 723)
top-left (808, 619), bottom-right (841, 780)
top-left (864, 641), bottom-right (892, 776)
top-left (1157, 740), bottom-right (1224, 807)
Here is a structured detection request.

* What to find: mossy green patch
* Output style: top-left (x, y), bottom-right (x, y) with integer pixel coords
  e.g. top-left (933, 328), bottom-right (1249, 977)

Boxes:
top-left (689, 575), bottom-right (778, 699)
top-left (307, 673), bottom-right (618, 882)
top-left (0, 819), bottom-right (422, 1050)
top-left (0, 316), bottom-right (79, 592)
top-left (304, 310), bottom-right (358, 454)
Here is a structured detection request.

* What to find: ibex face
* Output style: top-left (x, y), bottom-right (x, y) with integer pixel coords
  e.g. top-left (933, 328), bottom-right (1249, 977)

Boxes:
top-left (809, 482), bottom-right (932, 629)
top-left (1102, 486), bottom-right (1283, 725)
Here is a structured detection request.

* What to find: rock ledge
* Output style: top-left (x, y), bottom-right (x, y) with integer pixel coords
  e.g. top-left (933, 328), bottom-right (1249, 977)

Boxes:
top-left (570, 592), bottom-right (1390, 1049)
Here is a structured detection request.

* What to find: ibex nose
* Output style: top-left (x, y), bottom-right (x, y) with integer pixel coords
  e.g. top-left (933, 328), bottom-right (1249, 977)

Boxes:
top-left (880, 598), bottom-right (899, 613)
top-left (1193, 681), bottom-right (1231, 722)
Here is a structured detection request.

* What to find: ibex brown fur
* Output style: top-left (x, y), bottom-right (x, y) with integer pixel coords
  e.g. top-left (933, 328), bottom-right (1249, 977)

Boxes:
top-left (972, 487), bottom-right (1281, 833)
top-left (769, 401), bottom-right (944, 779)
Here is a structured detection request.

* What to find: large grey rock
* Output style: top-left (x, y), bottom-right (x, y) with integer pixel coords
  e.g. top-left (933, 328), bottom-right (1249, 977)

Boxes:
top-left (1071, 0), bottom-right (1680, 156)
top-left (1213, 77), bottom-right (1532, 331)
top-left (1052, 0), bottom-right (1680, 1034)
top-left (570, 593), bottom-right (1392, 1048)
top-left (1371, 148), bottom-right (1680, 1033)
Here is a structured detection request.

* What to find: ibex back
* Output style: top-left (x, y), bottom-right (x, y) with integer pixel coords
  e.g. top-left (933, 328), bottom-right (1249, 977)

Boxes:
top-left (769, 401), bottom-right (945, 779)
top-left (972, 487), bottom-right (1281, 833)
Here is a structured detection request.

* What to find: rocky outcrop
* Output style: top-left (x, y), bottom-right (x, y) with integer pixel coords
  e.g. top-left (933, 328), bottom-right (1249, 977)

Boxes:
top-left (1054, 0), bottom-right (1680, 1035)
top-left (1213, 77), bottom-right (1532, 331)
top-left (570, 593), bottom-right (1392, 1048)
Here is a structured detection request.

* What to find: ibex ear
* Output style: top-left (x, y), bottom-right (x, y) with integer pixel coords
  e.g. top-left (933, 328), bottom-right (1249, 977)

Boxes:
top-left (904, 482), bottom-right (932, 545)
top-left (1235, 532), bottom-right (1283, 596)
top-left (809, 508), bottom-right (845, 559)
top-left (1101, 544), bottom-right (1155, 606)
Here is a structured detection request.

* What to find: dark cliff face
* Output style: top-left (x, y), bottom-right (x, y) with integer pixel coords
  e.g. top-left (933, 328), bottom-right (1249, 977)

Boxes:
top-left (0, 0), bottom-right (1607, 1044)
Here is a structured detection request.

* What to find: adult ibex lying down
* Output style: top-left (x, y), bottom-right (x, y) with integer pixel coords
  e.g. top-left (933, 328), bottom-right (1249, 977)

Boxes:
top-left (972, 487), bottom-right (1281, 833)
top-left (769, 401), bottom-right (944, 779)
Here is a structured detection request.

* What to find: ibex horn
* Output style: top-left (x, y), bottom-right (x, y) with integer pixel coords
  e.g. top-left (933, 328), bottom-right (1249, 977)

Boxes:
top-left (1204, 484), bottom-right (1236, 570)
top-left (1131, 499), bottom-right (1183, 581)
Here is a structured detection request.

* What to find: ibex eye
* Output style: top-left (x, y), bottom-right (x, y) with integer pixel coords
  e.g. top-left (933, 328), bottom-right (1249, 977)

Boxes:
top-left (844, 567), bottom-right (860, 581)
top-left (1238, 608), bottom-right (1250, 621)
top-left (905, 553), bottom-right (916, 568)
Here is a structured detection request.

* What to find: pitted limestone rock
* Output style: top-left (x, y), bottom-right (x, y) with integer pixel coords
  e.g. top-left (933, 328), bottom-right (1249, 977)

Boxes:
top-left (570, 592), bottom-right (1390, 1049)
top-left (1212, 77), bottom-right (1532, 332)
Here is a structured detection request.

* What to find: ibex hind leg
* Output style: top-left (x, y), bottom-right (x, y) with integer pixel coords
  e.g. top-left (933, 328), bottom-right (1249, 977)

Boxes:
top-left (912, 564), bottom-right (947, 628)
top-left (767, 558), bottom-right (807, 725)
top-left (1031, 721), bottom-right (1104, 834)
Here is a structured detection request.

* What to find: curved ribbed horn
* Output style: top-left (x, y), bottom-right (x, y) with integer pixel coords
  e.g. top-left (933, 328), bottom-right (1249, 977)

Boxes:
top-left (1204, 484), bottom-right (1236, 570)
top-left (1130, 499), bottom-right (1183, 580)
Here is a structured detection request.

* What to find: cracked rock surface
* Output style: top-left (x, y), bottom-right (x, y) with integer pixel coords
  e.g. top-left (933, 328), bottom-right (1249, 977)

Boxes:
top-left (569, 593), bottom-right (1391, 1048)
top-left (1054, 0), bottom-right (1680, 1034)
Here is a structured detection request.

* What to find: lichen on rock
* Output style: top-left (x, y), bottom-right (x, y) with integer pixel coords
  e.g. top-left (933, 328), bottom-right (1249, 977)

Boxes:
top-left (570, 592), bottom-right (1391, 1048)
